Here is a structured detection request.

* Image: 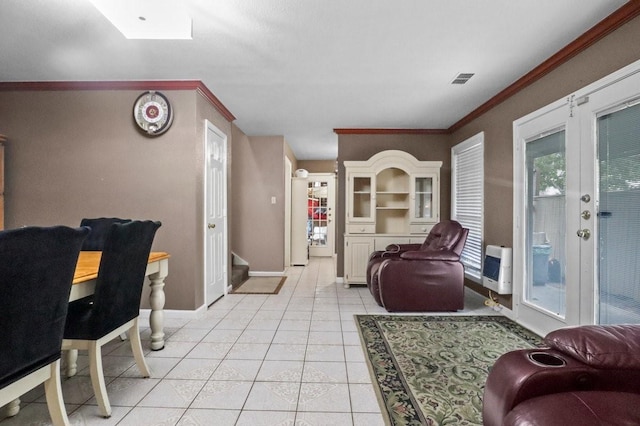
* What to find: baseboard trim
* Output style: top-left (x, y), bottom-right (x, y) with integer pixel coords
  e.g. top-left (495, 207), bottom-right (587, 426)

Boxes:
top-left (139, 305), bottom-right (207, 320)
top-left (249, 270), bottom-right (286, 277)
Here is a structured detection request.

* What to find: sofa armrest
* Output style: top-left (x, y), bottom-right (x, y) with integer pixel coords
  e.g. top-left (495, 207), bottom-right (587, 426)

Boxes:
top-left (544, 324), bottom-right (640, 369)
top-left (399, 249), bottom-right (459, 261)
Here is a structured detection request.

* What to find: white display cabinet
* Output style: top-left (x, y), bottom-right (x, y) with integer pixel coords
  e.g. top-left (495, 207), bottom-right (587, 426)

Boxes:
top-left (343, 150), bottom-right (441, 286)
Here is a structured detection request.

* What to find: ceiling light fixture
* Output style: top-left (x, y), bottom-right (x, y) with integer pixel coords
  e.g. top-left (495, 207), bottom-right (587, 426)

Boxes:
top-left (451, 73), bottom-right (475, 85)
top-left (90, 0), bottom-right (192, 40)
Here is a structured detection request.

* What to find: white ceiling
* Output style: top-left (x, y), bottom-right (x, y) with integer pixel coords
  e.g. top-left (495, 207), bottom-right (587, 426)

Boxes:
top-left (0, 0), bottom-right (628, 159)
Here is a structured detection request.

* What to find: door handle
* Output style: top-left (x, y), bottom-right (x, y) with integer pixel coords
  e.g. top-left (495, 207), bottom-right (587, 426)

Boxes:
top-left (576, 229), bottom-right (590, 240)
top-left (208, 223), bottom-right (216, 229)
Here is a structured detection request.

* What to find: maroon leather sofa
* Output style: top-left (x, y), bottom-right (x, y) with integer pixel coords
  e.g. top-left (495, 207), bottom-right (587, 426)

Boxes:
top-left (365, 220), bottom-right (468, 312)
top-left (483, 324), bottom-right (640, 426)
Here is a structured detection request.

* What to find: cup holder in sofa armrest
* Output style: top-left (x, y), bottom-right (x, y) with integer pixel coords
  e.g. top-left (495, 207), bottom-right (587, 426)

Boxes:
top-left (528, 352), bottom-right (567, 367)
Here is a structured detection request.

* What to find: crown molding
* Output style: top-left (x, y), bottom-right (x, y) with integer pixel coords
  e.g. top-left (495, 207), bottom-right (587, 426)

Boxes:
top-left (0, 80), bottom-right (236, 122)
top-left (448, 1), bottom-right (640, 133)
top-left (334, 128), bottom-right (448, 135)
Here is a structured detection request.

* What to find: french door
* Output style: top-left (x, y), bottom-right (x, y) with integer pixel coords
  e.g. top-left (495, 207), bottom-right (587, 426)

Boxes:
top-left (307, 173), bottom-right (335, 257)
top-left (514, 61), bottom-right (640, 335)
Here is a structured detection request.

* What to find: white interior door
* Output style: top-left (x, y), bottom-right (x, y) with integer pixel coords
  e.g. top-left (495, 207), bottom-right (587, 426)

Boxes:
top-left (514, 62), bottom-right (640, 335)
top-left (307, 173), bottom-right (335, 257)
top-left (284, 157), bottom-right (292, 266)
top-left (205, 121), bottom-right (227, 306)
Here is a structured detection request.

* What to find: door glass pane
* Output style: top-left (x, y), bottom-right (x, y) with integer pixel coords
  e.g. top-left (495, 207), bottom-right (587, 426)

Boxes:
top-left (597, 102), bottom-right (640, 324)
top-left (414, 177), bottom-right (433, 219)
top-left (308, 180), bottom-right (329, 247)
top-left (526, 130), bottom-right (566, 317)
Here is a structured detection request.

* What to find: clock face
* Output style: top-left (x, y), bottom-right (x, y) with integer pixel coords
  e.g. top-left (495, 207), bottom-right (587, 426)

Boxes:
top-left (133, 91), bottom-right (173, 136)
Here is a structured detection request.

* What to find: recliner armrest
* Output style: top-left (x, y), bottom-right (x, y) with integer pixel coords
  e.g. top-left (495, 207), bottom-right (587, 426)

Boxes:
top-left (544, 324), bottom-right (640, 369)
top-left (385, 243), bottom-right (422, 253)
top-left (400, 249), bottom-right (459, 261)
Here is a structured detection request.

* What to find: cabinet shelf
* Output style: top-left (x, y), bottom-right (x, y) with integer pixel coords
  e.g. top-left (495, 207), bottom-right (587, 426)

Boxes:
top-left (376, 206), bottom-right (409, 210)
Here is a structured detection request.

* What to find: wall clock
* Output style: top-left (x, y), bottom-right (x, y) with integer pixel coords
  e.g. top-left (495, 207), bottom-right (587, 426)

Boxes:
top-left (133, 91), bottom-right (174, 136)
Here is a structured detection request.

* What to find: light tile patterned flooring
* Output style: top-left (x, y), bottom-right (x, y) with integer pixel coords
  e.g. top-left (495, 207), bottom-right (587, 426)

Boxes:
top-left (1, 256), bottom-right (493, 425)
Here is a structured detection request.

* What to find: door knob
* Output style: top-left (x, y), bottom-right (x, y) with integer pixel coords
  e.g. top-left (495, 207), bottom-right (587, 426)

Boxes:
top-left (581, 210), bottom-right (591, 220)
top-left (576, 229), bottom-right (591, 240)
top-left (581, 194), bottom-right (591, 203)
top-left (208, 223), bottom-right (216, 229)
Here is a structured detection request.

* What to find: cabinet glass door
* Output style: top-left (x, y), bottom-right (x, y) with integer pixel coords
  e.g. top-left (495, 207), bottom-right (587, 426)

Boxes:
top-left (350, 174), bottom-right (373, 221)
top-left (413, 175), bottom-right (435, 220)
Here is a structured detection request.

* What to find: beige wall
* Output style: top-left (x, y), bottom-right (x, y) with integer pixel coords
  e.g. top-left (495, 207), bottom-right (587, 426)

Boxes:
top-left (297, 160), bottom-right (336, 174)
top-left (336, 133), bottom-right (452, 277)
top-left (451, 15), bottom-right (640, 303)
top-left (230, 134), bottom-right (289, 272)
top-left (0, 89), bottom-right (232, 310)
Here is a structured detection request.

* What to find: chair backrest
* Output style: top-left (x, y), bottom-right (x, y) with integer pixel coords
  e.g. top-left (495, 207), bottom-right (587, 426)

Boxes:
top-left (89, 220), bottom-right (161, 335)
top-left (420, 220), bottom-right (468, 255)
top-left (0, 226), bottom-right (88, 388)
top-left (79, 217), bottom-right (131, 251)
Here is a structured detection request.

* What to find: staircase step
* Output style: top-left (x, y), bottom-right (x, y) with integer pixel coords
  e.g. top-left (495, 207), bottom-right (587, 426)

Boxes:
top-left (231, 264), bottom-right (249, 289)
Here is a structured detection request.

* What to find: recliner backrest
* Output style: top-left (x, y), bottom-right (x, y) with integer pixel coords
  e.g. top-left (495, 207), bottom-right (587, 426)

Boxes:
top-left (420, 220), bottom-right (466, 253)
top-left (0, 226), bottom-right (88, 388)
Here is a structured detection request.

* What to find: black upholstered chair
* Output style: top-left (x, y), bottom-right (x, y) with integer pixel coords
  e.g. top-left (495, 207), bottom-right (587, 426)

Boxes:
top-left (0, 226), bottom-right (89, 426)
top-left (79, 217), bottom-right (131, 251)
top-left (62, 220), bottom-right (161, 418)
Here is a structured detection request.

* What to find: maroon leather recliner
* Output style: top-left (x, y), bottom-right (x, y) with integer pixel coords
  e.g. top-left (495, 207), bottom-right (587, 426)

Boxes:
top-left (366, 220), bottom-right (468, 312)
top-left (483, 324), bottom-right (640, 426)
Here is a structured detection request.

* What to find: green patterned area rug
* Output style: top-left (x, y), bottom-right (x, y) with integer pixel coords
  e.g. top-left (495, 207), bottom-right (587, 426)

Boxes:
top-left (355, 315), bottom-right (542, 426)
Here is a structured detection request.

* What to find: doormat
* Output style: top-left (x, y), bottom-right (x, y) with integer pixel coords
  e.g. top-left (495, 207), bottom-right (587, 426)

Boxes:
top-left (355, 315), bottom-right (542, 425)
top-left (232, 276), bottom-right (286, 294)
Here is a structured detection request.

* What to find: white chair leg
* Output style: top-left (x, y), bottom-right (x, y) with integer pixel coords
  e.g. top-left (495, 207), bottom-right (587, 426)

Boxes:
top-left (4, 398), bottom-right (20, 417)
top-left (44, 360), bottom-right (70, 426)
top-left (64, 349), bottom-right (78, 377)
top-left (130, 318), bottom-right (151, 378)
top-left (88, 342), bottom-right (111, 418)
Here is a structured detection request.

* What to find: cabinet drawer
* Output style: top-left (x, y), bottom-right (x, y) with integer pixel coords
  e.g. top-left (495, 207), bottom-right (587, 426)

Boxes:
top-left (374, 237), bottom-right (412, 251)
top-left (347, 224), bottom-right (375, 234)
top-left (409, 224), bottom-right (433, 234)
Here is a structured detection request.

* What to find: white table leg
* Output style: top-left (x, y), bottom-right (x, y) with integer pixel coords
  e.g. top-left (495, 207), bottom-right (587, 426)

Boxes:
top-left (148, 259), bottom-right (168, 350)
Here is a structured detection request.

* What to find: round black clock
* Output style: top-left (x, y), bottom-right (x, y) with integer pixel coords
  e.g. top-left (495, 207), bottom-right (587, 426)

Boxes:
top-left (133, 91), bottom-right (174, 136)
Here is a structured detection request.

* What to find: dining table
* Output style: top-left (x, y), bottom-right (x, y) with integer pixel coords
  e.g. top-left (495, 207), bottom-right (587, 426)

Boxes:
top-left (4, 250), bottom-right (171, 418)
top-left (65, 251), bottom-right (170, 377)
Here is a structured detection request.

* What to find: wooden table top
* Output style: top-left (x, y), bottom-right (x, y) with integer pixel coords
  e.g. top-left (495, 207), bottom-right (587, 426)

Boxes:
top-left (73, 251), bottom-right (170, 284)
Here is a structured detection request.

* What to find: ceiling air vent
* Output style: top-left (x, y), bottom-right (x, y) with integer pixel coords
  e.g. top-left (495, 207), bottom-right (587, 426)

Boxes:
top-left (451, 73), bottom-right (475, 85)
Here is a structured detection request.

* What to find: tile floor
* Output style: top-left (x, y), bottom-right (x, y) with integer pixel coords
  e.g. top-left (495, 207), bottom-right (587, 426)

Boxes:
top-left (1, 256), bottom-right (494, 425)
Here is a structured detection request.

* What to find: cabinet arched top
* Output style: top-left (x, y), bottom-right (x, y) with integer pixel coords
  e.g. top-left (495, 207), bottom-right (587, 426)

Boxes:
top-left (343, 150), bottom-right (442, 174)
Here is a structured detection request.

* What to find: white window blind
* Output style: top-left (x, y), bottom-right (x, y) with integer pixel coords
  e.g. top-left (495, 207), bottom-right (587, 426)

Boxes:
top-left (452, 133), bottom-right (484, 280)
